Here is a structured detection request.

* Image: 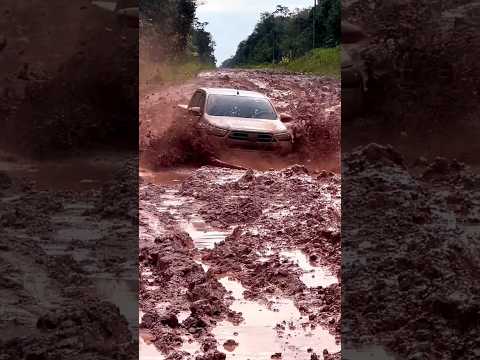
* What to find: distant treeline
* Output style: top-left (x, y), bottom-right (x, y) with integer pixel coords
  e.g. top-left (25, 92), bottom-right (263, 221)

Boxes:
top-left (140, 0), bottom-right (216, 65)
top-left (222, 1), bottom-right (340, 68)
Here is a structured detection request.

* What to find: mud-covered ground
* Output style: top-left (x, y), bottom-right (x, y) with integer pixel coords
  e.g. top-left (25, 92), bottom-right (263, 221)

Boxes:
top-left (0, 150), bottom-right (139, 358)
top-left (139, 166), bottom-right (340, 360)
top-left (342, 0), bottom-right (480, 161)
top-left (139, 69), bottom-right (341, 359)
top-left (0, 2), bottom-right (139, 357)
top-left (341, 5), bottom-right (480, 357)
top-left (342, 144), bottom-right (480, 360)
top-left (0, 0), bottom-right (138, 157)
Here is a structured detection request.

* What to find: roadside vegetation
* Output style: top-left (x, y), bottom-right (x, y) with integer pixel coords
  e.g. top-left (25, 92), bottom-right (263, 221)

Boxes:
top-left (245, 47), bottom-right (340, 78)
top-left (222, 1), bottom-right (340, 77)
top-left (140, 0), bottom-right (216, 88)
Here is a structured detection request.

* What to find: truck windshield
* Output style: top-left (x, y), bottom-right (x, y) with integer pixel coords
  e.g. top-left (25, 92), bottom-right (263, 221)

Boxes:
top-left (206, 95), bottom-right (277, 120)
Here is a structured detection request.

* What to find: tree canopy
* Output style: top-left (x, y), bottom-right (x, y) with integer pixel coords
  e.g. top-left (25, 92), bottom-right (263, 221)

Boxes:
top-left (140, 0), bottom-right (216, 65)
top-left (222, 1), bottom-right (340, 68)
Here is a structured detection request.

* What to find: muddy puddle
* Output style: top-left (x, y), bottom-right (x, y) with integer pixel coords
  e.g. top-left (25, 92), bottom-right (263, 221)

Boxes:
top-left (142, 184), bottom-right (232, 249)
top-left (140, 335), bottom-right (165, 360)
top-left (280, 250), bottom-right (338, 288)
top-left (182, 217), bottom-right (230, 249)
top-left (0, 152), bottom-right (122, 191)
top-left (139, 312), bottom-right (166, 360)
top-left (139, 167), bottom-right (195, 185)
top-left (95, 276), bottom-right (138, 331)
top-left (213, 276), bottom-right (339, 359)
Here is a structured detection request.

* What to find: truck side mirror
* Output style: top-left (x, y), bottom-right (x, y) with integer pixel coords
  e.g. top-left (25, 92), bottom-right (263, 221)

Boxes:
top-left (279, 113), bottom-right (293, 123)
top-left (189, 107), bottom-right (202, 116)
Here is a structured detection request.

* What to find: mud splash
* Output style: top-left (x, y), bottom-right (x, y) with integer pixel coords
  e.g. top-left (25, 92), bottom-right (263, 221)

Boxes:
top-left (140, 69), bottom-right (340, 172)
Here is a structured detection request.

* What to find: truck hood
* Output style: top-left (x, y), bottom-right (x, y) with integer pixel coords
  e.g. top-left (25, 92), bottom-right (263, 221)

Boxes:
top-left (205, 115), bottom-right (288, 133)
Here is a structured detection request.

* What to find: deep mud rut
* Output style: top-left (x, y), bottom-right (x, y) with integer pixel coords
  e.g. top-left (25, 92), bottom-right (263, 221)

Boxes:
top-left (139, 70), bottom-right (341, 360)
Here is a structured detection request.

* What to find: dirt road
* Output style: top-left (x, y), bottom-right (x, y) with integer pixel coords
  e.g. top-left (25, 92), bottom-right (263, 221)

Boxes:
top-left (139, 70), bottom-right (341, 360)
top-left (0, 1), bottom-right (139, 357)
top-left (0, 151), bottom-right (138, 358)
top-left (140, 69), bottom-right (340, 172)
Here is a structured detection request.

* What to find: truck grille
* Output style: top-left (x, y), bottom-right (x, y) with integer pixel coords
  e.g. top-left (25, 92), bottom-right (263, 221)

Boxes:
top-left (228, 131), bottom-right (275, 143)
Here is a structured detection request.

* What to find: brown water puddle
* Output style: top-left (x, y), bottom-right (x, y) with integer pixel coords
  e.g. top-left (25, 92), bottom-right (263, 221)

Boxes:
top-left (279, 250), bottom-right (338, 288)
top-left (0, 152), bottom-right (121, 191)
top-left (213, 276), bottom-right (340, 359)
top-left (181, 215), bottom-right (231, 249)
top-left (95, 276), bottom-right (138, 332)
top-left (139, 327), bottom-right (166, 360)
top-left (139, 167), bottom-right (196, 186)
top-left (146, 188), bottom-right (232, 249)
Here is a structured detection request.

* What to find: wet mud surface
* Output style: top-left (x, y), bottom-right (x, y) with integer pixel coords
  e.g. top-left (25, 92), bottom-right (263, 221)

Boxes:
top-left (0, 0), bottom-right (138, 157)
top-left (0, 151), bottom-right (138, 359)
top-left (139, 69), bottom-right (341, 359)
top-left (139, 166), bottom-right (341, 360)
top-left (342, 144), bottom-right (480, 359)
top-left (341, 3), bottom-right (480, 358)
top-left (0, 1), bottom-right (139, 356)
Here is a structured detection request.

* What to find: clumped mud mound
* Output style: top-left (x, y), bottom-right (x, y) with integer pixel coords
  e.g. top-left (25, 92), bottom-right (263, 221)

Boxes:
top-left (342, 144), bottom-right (480, 359)
top-left (139, 166), bottom-right (341, 359)
top-left (140, 70), bottom-right (340, 171)
top-left (1, 299), bottom-right (134, 360)
top-left (0, 156), bottom-right (138, 358)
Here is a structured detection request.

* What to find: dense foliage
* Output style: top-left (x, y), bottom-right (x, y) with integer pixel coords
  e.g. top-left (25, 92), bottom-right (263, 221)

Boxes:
top-left (222, 0), bottom-right (340, 68)
top-left (140, 0), bottom-right (216, 65)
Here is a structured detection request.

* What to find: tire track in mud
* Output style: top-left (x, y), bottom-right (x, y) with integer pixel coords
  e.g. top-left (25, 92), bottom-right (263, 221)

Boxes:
top-left (139, 166), bottom-right (341, 360)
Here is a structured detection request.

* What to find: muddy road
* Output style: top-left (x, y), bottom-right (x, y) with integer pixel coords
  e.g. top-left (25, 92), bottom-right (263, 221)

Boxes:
top-left (140, 69), bottom-right (340, 173)
top-left (139, 70), bottom-right (341, 360)
top-left (342, 144), bottom-right (480, 360)
top-left (0, 150), bottom-right (138, 358)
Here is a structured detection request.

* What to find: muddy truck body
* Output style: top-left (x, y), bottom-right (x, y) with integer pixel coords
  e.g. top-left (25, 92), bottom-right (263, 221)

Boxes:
top-left (179, 88), bottom-right (294, 155)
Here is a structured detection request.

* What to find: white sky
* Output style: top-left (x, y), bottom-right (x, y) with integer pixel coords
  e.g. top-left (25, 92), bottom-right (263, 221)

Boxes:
top-left (196, 0), bottom-right (311, 65)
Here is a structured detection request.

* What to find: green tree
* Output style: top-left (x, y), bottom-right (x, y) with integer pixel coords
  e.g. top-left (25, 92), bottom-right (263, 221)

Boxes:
top-left (140, 0), bottom-right (215, 64)
top-left (221, 1), bottom-right (340, 68)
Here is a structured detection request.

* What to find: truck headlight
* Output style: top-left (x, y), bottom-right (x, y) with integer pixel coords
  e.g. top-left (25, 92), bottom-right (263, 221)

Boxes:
top-left (205, 123), bottom-right (228, 137)
top-left (275, 132), bottom-right (292, 141)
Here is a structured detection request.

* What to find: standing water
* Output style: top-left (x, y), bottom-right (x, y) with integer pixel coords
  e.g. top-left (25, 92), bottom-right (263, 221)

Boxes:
top-left (213, 276), bottom-right (340, 359)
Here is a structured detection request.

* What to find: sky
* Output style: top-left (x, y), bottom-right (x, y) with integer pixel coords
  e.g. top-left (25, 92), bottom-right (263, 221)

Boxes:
top-left (196, 0), bottom-right (311, 65)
